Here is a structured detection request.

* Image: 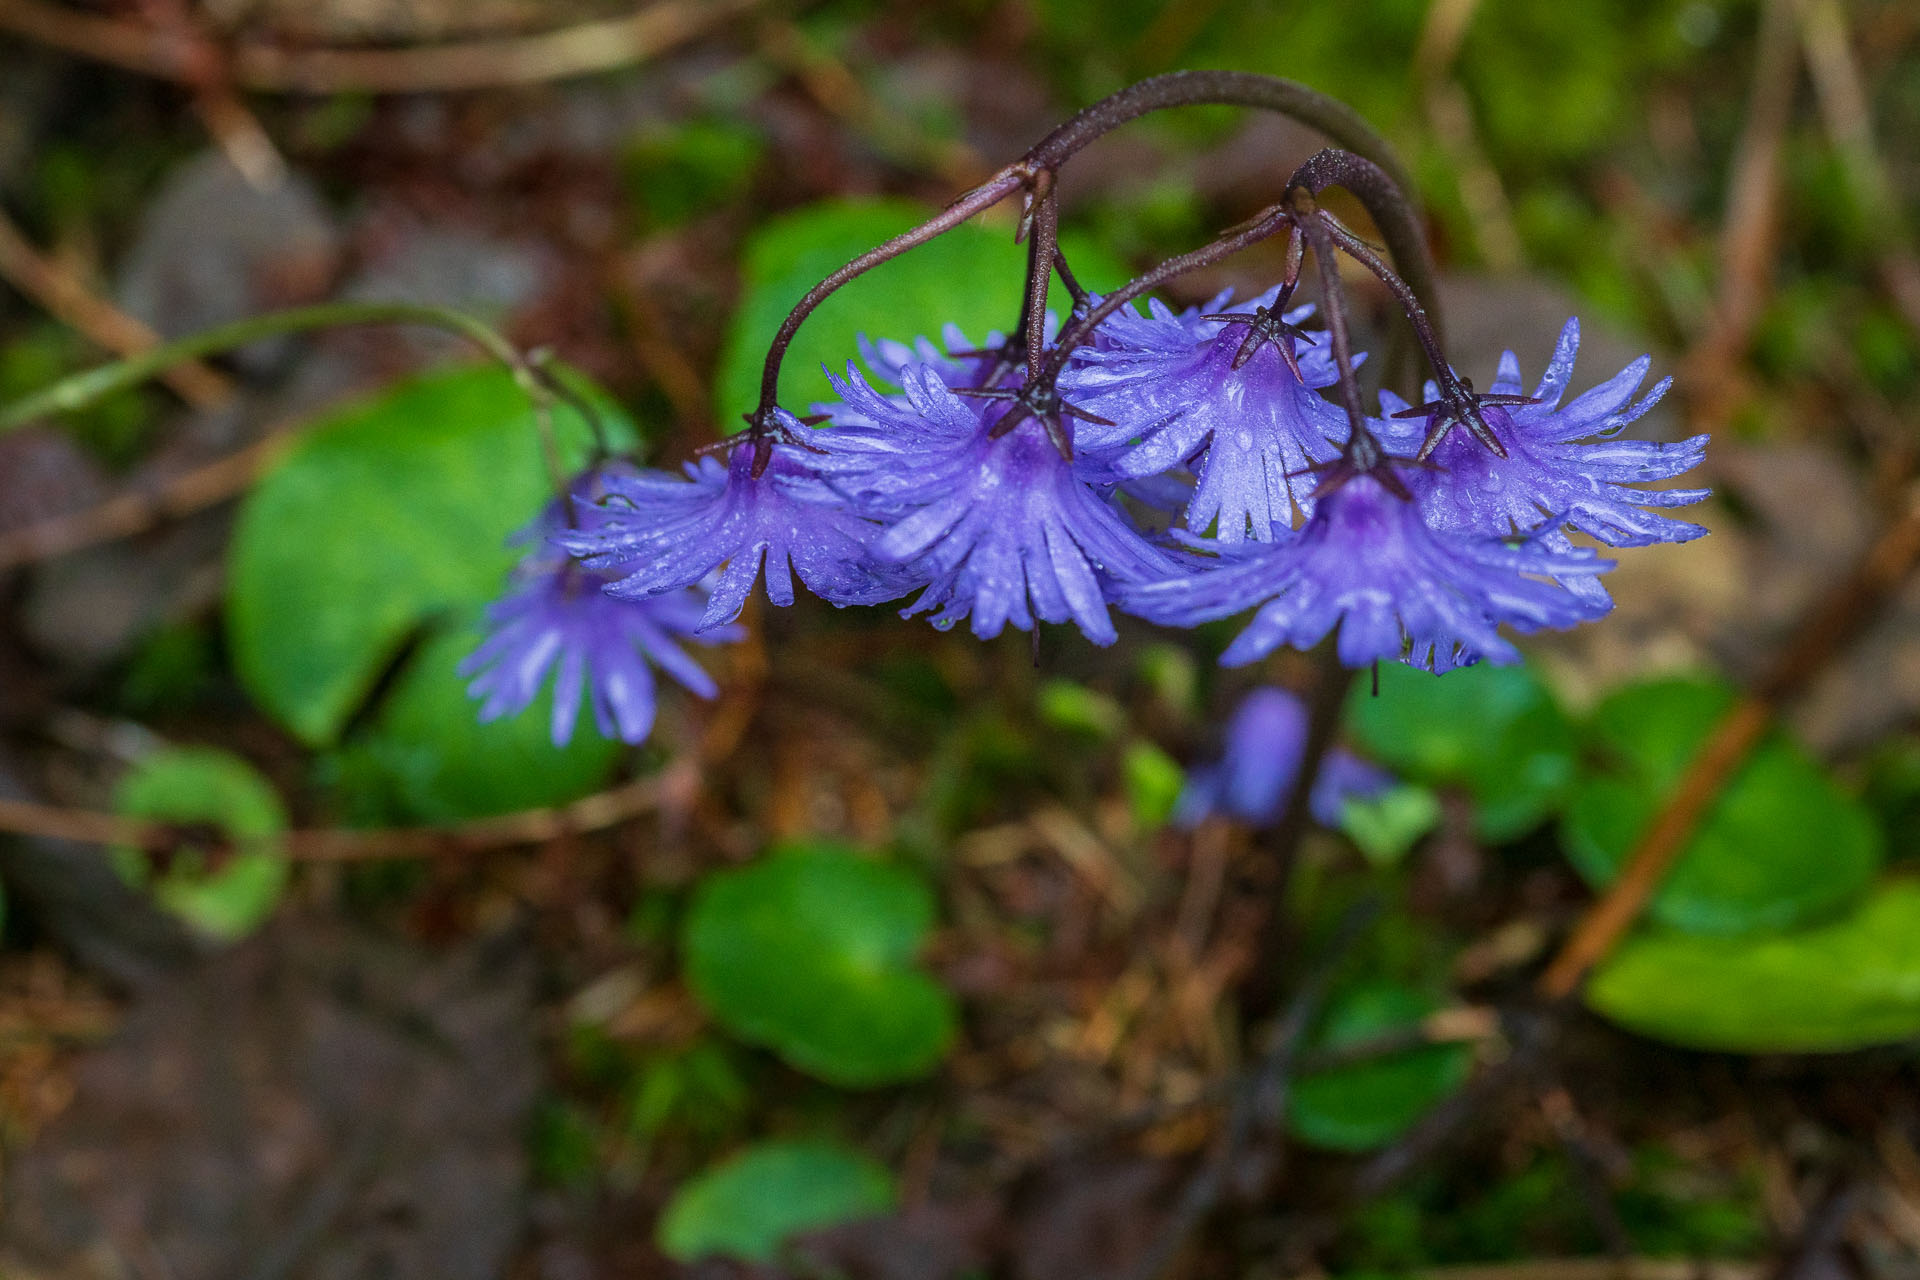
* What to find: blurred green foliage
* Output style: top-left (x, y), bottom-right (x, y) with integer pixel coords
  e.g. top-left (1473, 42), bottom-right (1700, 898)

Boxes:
top-left (335, 622), bottom-right (621, 823)
top-left (683, 842), bottom-right (958, 1086)
top-left (226, 364), bottom-right (637, 820)
top-left (112, 746), bottom-right (288, 940)
top-left (1588, 880), bottom-right (1920, 1051)
top-left (0, 323), bottom-right (153, 466)
top-left (715, 198), bottom-right (1127, 423)
top-left (1350, 1143), bottom-right (1763, 1267)
top-left (656, 1138), bottom-right (897, 1263)
top-left (1346, 660), bottom-right (1577, 840)
top-left (1288, 980), bottom-right (1472, 1152)
top-left (1122, 738), bottom-right (1185, 831)
top-left (1563, 675), bottom-right (1882, 936)
top-left (622, 117), bottom-right (766, 231)
top-left (1336, 784), bottom-right (1443, 867)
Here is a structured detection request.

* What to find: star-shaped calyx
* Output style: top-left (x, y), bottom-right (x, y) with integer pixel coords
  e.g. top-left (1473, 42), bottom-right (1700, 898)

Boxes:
top-left (1201, 302), bottom-right (1320, 381)
top-left (953, 376), bottom-right (1113, 460)
top-left (1290, 422), bottom-right (1419, 502)
top-left (734, 404), bottom-right (833, 474)
top-left (1390, 373), bottom-right (1539, 460)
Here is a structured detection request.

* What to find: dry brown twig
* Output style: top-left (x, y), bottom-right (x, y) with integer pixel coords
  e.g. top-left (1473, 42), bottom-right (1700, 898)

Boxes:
top-left (1539, 478), bottom-right (1920, 998)
top-left (0, 651), bottom-right (771, 862)
top-left (0, 428), bottom-right (290, 570)
top-left (1680, 0), bottom-right (1799, 432)
top-left (0, 0), bottom-right (754, 95)
top-left (0, 765), bottom-right (686, 863)
top-left (1537, 0), bottom-right (1920, 1001)
top-left (0, 206), bottom-right (235, 409)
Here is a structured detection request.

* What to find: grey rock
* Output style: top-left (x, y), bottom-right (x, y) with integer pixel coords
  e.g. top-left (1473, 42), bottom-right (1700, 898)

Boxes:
top-left (116, 151), bottom-right (343, 373)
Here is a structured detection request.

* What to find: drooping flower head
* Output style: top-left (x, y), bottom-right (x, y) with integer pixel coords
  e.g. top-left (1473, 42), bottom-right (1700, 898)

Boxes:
top-left (1173, 685), bottom-right (1395, 829)
top-left (462, 471), bottom-right (740, 747)
top-left (1387, 318), bottom-right (1709, 548)
top-left (1122, 449), bottom-right (1614, 672)
top-left (557, 430), bottom-right (908, 631)
top-left (816, 363), bottom-right (1183, 645)
top-left (1062, 288), bottom-right (1352, 544)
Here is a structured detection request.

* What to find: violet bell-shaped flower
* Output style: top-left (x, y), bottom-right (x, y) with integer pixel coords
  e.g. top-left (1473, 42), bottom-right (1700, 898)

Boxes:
top-left (1061, 288), bottom-right (1353, 544)
top-left (1121, 446), bottom-right (1614, 672)
top-left (815, 362), bottom-right (1183, 645)
top-left (462, 478), bottom-right (740, 747)
top-left (1386, 318), bottom-right (1709, 548)
top-left (556, 427), bottom-right (907, 631)
top-left (1173, 686), bottom-right (1395, 829)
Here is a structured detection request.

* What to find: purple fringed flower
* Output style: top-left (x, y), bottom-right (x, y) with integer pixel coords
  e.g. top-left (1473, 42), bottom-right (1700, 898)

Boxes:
top-left (855, 323), bottom-right (1024, 391)
top-left (1173, 686), bottom-right (1395, 829)
top-left (557, 434), bottom-right (906, 631)
top-left (1387, 318), bottom-right (1710, 548)
top-left (1062, 289), bottom-right (1352, 544)
top-left (818, 363), bottom-right (1182, 644)
top-left (1123, 467), bottom-right (1613, 672)
top-left (462, 484), bottom-right (739, 747)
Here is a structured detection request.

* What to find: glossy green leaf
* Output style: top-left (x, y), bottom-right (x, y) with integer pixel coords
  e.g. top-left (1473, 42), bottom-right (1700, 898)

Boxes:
top-left (226, 364), bottom-right (625, 745)
top-left (714, 198), bottom-right (1126, 424)
top-left (657, 1139), bottom-right (896, 1263)
top-left (346, 622), bottom-right (620, 822)
top-left (683, 844), bottom-right (958, 1087)
top-left (1346, 661), bottom-right (1576, 840)
top-left (113, 747), bottom-right (288, 940)
top-left (1588, 880), bottom-right (1920, 1052)
top-left (1287, 981), bottom-right (1472, 1152)
top-left (1562, 677), bottom-right (1882, 936)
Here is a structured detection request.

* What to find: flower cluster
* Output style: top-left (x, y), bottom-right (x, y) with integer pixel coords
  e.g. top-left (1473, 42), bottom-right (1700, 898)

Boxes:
top-left (465, 291), bottom-right (1706, 744)
top-left (459, 470), bottom-right (740, 747)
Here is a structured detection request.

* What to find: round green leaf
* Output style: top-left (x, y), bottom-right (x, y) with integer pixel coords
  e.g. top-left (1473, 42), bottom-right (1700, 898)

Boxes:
top-left (657, 1139), bottom-right (896, 1263)
top-left (1562, 677), bottom-right (1882, 936)
top-left (714, 198), bottom-right (1126, 423)
top-left (1346, 661), bottom-right (1576, 840)
top-left (113, 747), bottom-right (288, 940)
top-left (683, 845), bottom-right (958, 1087)
top-left (1587, 880), bottom-right (1920, 1052)
top-left (226, 364), bottom-right (625, 745)
top-left (344, 622), bottom-right (621, 822)
top-left (1287, 982), bottom-right (1473, 1152)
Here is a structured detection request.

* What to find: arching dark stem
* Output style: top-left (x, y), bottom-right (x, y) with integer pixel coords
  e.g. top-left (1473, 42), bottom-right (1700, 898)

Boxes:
top-left (1317, 214), bottom-right (1450, 384)
top-left (1025, 71), bottom-right (1414, 200)
top-left (747, 167), bottom-right (1028, 429)
top-left (1037, 205), bottom-right (1294, 389)
top-left (1284, 147), bottom-right (1447, 356)
top-left (1284, 188), bottom-right (1372, 445)
top-left (1052, 245), bottom-right (1092, 314)
top-left (746, 75), bottom-right (1436, 440)
top-left (1021, 192), bottom-right (1061, 380)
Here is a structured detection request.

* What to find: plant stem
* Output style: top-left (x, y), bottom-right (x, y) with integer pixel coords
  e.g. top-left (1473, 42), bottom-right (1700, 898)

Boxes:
top-left (0, 301), bottom-right (537, 434)
top-left (747, 169), bottom-right (1029, 425)
top-left (1038, 205), bottom-right (1294, 383)
top-left (1025, 70), bottom-right (1413, 198)
top-left (748, 71), bottom-right (1432, 430)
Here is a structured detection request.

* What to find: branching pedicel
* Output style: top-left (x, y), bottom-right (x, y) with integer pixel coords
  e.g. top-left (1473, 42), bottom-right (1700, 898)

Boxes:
top-left (464, 72), bottom-right (1709, 745)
